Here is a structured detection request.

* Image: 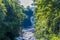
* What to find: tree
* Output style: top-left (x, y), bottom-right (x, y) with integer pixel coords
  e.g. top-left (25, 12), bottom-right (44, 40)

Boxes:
top-left (34, 0), bottom-right (60, 40)
top-left (0, 0), bottom-right (7, 39)
top-left (0, 0), bottom-right (6, 22)
top-left (0, 0), bottom-right (26, 40)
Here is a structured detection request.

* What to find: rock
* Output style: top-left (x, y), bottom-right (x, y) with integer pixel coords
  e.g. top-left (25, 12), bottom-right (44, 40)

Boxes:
top-left (15, 37), bottom-right (23, 40)
top-left (22, 28), bottom-right (36, 40)
top-left (22, 28), bottom-right (35, 32)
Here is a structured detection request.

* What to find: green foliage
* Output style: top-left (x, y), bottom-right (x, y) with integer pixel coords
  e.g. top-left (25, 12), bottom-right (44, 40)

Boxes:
top-left (0, 0), bottom-right (26, 40)
top-left (0, 0), bottom-right (6, 22)
top-left (34, 0), bottom-right (60, 40)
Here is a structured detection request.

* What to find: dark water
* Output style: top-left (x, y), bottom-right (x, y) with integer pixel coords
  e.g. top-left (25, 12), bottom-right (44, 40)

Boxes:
top-left (17, 6), bottom-right (37, 40)
top-left (22, 8), bottom-right (34, 29)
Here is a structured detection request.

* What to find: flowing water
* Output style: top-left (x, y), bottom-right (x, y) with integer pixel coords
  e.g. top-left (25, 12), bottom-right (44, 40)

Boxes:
top-left (22, 16), bottom-right (36, 40)
top-left (16, 8), bottom-right (36, 40)
top-left (16, 0), bottom-right (36, 39)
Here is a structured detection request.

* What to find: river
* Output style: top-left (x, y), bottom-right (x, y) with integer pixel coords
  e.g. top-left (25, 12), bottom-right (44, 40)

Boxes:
top-left (16, 4), bottom-right (36, 40)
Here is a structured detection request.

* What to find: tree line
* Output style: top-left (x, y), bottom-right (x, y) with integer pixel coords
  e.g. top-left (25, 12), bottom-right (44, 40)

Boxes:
top-left (0, 0), bottom-right (26, 40)
top-left (34, 0), bottom-right (60, 40)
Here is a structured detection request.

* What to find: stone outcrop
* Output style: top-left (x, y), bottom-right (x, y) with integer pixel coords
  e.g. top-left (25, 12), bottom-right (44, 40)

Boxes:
top-left (22, 28), bottom-right (36, 40)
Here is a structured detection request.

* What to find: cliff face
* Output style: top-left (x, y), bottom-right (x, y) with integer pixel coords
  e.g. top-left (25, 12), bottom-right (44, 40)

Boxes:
top-left (22, 28), bottom-right (36, 40)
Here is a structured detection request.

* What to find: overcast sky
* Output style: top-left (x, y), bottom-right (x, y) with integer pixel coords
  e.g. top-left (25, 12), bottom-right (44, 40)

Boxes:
top-left (20, 0), bottom-right (33, 8)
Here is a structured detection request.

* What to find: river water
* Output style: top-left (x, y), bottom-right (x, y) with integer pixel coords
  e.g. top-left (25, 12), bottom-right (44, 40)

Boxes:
top-left (22, 16), bottom-right (36, 40)
top-left (16, 5), bottom-right (36, 40)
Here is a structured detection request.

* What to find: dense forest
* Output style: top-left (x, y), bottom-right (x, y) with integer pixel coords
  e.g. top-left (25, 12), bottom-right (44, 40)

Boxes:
top-left (0, 0), bottom-right (26, 40)
top-left (34, 0), bottom-right (60, 40)
top-left (0, 0), bottom-right (60, 40)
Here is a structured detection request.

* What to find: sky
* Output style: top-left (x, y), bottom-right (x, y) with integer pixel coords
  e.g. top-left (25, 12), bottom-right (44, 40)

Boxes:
top-left (20, 0), bottom-right (33, 8)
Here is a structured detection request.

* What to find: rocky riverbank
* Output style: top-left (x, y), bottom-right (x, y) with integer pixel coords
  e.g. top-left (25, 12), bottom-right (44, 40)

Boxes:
top-left (16, 28), bottom-right (36, 40)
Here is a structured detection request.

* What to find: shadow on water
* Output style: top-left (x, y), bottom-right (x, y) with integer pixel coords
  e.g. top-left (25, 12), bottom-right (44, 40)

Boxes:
top-left (22, 6), bottom-right (34, 29)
